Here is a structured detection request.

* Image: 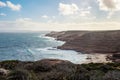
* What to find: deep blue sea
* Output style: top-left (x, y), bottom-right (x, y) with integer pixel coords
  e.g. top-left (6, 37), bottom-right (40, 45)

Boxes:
top-left (0, 32), bottom-right (87, 63)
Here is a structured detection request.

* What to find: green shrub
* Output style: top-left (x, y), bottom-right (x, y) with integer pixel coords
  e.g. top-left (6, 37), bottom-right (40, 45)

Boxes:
top-left (6, 69), bottom-right (30, 80)
top-left (103, 71), bottom-right (120, 80)
top-left (0, 60), bottom-right (19, 70)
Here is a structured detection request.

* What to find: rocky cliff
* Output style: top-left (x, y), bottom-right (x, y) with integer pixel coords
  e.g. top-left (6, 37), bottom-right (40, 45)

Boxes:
top-left (46, 30), bottom-right (120, 54)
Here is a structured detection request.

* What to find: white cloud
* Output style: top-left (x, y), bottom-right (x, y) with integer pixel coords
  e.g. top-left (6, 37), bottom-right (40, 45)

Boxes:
top-left (107, 11), bottom-right (114, 19)
top-left (41, 15), bottom-right (48, 19)
top-left (97, 0), bottom-right (120, 18)
top-left (0, 13), bottom-right (6, 16)
top-left (6, 1), bottom-right (21, 11)
top-left (16, 18), bottom-right (32, 22)
top-left (0, 1), bottom-right (6, 7)
top-left (80, 10), bottom-right (90, 17)
top-left (79, 7), bottom-right (91, 17)
top-left (58, 2), bottom-right (94, 21)
top-left (97, 0), bottom-right (120, 11)
top-left (59, 3), bottom-right (79, 15)
top-left (79, 7), bottom-right (96, 20)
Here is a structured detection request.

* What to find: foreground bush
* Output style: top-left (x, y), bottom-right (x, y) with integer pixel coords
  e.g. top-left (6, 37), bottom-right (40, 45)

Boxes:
top-left (0, 59), bottom-right (120, 80)
top-left (6, 69), bottom-right (30, 80)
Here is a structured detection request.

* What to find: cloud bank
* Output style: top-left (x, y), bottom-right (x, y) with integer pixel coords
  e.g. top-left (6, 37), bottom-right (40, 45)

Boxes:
top-left (0, 20), bottom-right (120, 31)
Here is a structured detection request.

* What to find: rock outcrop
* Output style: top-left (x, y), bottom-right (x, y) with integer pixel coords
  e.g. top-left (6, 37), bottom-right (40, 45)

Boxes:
top-left (0, 68), bottom-right (9, 75)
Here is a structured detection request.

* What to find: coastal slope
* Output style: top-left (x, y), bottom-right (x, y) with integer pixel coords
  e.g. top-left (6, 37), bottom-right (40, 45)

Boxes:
top-left (46, 30), bottom-right (120, 54)
top-left (0, 59), bottom-right (120, 80)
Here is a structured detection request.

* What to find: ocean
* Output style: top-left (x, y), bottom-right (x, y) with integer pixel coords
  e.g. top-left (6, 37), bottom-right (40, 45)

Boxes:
top-left (0, 32), bottom-right (87, 64)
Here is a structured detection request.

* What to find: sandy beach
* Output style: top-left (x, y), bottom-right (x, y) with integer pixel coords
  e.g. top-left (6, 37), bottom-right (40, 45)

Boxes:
top-left (84, 53), bottom-right (112, 63)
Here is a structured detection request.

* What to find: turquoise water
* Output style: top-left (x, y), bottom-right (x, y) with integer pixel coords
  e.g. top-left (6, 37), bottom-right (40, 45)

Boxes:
top-left (0, 32), bottom-right (87, 63)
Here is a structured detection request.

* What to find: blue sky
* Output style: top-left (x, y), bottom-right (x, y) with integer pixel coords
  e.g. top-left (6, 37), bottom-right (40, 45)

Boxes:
top-left (0, 0), bottom-right (60, 21)
top-left (0, 0), bottom-right (120, 31)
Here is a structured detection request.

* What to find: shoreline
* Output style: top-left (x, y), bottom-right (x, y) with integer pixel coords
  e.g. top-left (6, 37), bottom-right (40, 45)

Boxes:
top-left (45, 31), bottom-right (120, 63)
top-left (46, 36), bottom-right (111, 64)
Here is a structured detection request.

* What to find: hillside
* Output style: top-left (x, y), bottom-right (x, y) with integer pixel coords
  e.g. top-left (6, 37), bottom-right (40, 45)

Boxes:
top-left (0, 59), bottom-right (120, 80)
top-left (46, 30), bottom-right (120, 53)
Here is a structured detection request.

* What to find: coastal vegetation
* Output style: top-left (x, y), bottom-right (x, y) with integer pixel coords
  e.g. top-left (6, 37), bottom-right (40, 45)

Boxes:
top-left (0, 59), bottom-right (120, 80)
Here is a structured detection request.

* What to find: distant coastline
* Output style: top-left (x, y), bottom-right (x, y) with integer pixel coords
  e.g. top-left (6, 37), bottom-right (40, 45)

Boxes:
top-left (46, 30), bottom-right (120, 63)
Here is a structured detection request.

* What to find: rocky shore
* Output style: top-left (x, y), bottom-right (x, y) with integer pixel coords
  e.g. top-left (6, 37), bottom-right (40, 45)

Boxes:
top-left (46, 30), bottom-right (120, 62)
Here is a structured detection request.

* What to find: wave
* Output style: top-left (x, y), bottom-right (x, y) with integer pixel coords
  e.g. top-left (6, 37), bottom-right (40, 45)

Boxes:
top-left (38, 35), bottom-right (55, 40)
top-left (35, 47), bottom-right (57, 51)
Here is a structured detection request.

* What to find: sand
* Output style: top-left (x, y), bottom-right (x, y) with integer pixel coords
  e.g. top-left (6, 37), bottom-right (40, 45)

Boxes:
top-left (84, 53), bottom-right (112, 63)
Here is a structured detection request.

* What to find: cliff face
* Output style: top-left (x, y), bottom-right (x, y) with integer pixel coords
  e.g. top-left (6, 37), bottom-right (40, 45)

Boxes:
top-left (46, 31), bottom-right (89, 41)
top-left (46, 30), bottom-right (120, 54)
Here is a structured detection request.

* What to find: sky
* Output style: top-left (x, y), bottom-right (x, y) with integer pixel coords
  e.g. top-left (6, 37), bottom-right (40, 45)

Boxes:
top-left (0, 0), bottom-right (120, 31)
